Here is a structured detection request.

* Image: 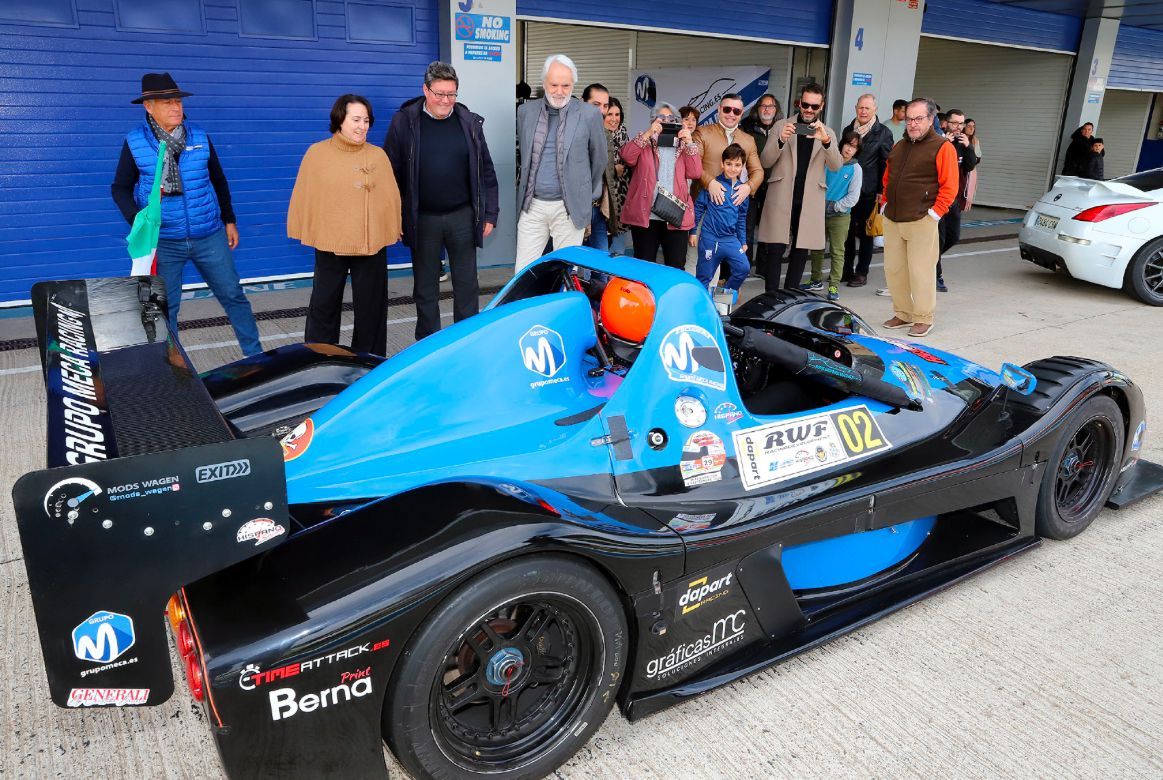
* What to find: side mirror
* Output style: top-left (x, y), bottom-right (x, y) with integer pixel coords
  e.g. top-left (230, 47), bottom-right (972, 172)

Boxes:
top-left (1000, 362), bottom-right (1037, 395)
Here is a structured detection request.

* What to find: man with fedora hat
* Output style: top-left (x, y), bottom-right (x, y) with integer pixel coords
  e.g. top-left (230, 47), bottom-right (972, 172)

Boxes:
top-left (111, 72), bottom-right (262, 356)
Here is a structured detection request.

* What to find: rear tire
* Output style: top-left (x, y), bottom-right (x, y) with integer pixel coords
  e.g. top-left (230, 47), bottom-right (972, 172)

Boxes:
top-left (385, 555), bottom-right (626, 780)
top-left (1124, 237), bottom-right (1163, 306)
top-left (1034, 395), bottom-right (1123, 540)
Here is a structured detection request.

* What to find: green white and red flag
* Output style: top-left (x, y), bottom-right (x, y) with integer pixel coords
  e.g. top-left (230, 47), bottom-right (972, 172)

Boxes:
top-left (127, 141), bottom-right (166, 276)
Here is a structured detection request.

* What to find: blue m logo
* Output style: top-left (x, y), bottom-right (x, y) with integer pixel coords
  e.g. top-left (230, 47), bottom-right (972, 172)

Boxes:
top-left (519, 325), bottom-right (566, 378)
top-left (72, 610), bottom-right (135, 664)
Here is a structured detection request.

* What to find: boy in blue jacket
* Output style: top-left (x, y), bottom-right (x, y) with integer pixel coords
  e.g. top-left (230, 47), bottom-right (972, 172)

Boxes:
top-left (690, 143), bottom-right (749, 291)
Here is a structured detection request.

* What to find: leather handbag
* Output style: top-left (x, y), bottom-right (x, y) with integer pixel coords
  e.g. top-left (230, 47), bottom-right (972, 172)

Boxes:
top-left (652, 184), bottom-right (687, 228)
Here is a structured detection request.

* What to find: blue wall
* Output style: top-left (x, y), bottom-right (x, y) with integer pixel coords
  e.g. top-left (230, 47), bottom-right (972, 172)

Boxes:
top-left (516, 0), bottom-right (832, 45)
top-left (1109, 25), bottom-right (1163, 92)
top-left (921, 0), bottom-right (1082, 53)
top-left (0, 0), bottom-right (437, 304)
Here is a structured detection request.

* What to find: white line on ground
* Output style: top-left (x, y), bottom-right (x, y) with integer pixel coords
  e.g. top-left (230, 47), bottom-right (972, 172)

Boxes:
top-left (0, 247), bottom-right (1017, 375)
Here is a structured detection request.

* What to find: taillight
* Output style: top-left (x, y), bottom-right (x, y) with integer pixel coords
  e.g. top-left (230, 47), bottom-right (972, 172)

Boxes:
top-left (186, 656), bottom-right (205, 701)
top-left (177, 621), bottom-right (196, 658)
top-left (1073, 202), bottom-right (1155, 222)
top-left (166, 595), bottom-right (185, 633)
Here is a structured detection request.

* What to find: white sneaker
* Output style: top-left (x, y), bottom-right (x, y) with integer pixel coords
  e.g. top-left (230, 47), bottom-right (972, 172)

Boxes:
top-left (439, 267), bottom-right (450, 283)
top-left (875, 288), bottom-right (892, 297)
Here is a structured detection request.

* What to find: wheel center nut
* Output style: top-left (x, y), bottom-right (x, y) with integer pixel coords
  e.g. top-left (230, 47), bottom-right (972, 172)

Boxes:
top-left (485, 647), bottom-right (525, 687)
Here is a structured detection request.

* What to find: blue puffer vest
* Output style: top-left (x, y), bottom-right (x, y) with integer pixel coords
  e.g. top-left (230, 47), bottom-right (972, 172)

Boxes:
top-left (127, 121), bottom-right (223, 239)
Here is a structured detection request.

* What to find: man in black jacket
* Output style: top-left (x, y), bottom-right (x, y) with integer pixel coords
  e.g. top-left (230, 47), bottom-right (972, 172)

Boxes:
top-left (841, 94), bottom-right (893, 287)
top-left (384, 61), bottom-right (499, 340)
top-left (935, 109), bottom-right (978, 291)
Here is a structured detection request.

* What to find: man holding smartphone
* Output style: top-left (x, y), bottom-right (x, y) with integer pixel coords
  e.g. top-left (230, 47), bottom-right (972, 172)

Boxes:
top-left (756, 83), bottom-right (842, 291)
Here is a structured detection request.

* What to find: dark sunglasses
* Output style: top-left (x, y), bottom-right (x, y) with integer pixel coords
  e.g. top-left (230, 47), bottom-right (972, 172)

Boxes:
top-left (720, 106), bottom-right (743, 115)
top-left (800, 101), bottom-right (822, 110)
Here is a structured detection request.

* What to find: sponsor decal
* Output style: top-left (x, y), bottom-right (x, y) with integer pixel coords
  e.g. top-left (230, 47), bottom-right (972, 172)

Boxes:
top-left (674, 395), bottom-right (707, 428)
top-left (73, 611), bottom-right (135, 665)
top-left (678, 571), bottom-right (733, 615)
top-left (519, 325), bottom-right (569, 389)
top-left (680, 430), bottom-right (726, 487)
top-left (713, 402), bottom-right (743, 424)
top-left (236, 518), bottom-right (286, 547)
top-left (644, 609), bottom-right (747, 680)
top-left (240, 639), bottom-right (390, 691)
top-left (889, 361), bottom-right (934, 403)
top-left (47, 302), bottom-right (113, 466)
top-left (1132, 421), bottom-right (1146, 452)
top-left (659, 325), bottom-right (727, 391)
top-left (67, 688), bottom-right (149, 707)
top-left (280, 419), bottom-right (314, 461)
top-left (732, 405), bottom-right (891, 491)
top-left (269, 668), bottom-right (374, 721)
top-left (883, 338), bottom-right (948, 365)
top-left (106, 475), bottom-right (181, 503)
top-left (195, 459), bottom-right (252, 484)
top-left (668, 512), bottom-right (716, 533)
top-left (42, 476), bottom-right (103, 523)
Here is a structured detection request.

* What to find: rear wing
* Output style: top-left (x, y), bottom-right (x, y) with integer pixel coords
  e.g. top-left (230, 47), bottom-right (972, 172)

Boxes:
top-left (12, 277), bottom-right (288, 709)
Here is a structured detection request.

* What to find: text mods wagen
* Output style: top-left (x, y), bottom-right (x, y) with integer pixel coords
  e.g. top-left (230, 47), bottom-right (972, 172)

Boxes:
top-left (13, 248), bottom-right (1163, 779)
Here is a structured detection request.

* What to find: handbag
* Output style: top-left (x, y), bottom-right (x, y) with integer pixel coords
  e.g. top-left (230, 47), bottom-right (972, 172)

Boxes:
top-left (652, 184), bottom-right (687, 229)
top-left (865, 207), bottom-right (884, 238)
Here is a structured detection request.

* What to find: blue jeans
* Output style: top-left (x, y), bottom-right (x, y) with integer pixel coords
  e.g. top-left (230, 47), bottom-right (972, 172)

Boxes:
top-left (585, 204), bottom-right (609, 251)
top-left (156, 228), bottom-right (263, 356)
top-left (695, 236), bottom-right (749, 291)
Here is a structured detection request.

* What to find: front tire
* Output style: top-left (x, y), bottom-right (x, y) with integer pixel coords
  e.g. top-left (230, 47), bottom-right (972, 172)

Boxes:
top-left (1124, 237), bottom-right (1163, 306)
top-left (385, 555), bottom-right (627, 780)
top-left (1034, 395), bottom-right (1123, 539)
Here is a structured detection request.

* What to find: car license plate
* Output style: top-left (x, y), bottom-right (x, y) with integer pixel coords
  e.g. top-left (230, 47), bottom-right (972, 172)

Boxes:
top-left (1034, 214), bottom-right (1059, 231)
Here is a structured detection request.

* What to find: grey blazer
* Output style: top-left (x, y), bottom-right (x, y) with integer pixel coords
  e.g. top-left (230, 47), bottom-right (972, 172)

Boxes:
top-left (516, 97), bottom-right (607, 229)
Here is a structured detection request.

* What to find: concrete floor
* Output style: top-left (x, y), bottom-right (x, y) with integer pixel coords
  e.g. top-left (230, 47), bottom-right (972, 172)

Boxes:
top-left (2, 215), bottom-right (1161, 779)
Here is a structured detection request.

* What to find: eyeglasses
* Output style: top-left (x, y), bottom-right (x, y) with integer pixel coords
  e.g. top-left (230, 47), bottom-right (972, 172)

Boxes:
top-left (720, 106), bottom-right (743, 115)
top-left (800, 102), bottom-right (822, 110)
top-left (946, 121), bottom-right (964, 128)
top-left (905, 115), bottom-right (930, 124)
top-left (427, 89), bottom-right (458, 100)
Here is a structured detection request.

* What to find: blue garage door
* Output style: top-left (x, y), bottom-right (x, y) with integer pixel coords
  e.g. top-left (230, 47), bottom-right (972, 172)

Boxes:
top-left (921, 0), bottom-right (1082, 53)
top-left (0, 0), bottom-right (437, 304)
top-left (516, 0), bottom-right (831, 46)
top-left (1109, 25), bottom-right (1163, 92)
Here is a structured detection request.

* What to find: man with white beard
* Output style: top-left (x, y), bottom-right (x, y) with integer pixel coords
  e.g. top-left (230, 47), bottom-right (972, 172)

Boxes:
top-left (514, 54), bottom-right (607, 271)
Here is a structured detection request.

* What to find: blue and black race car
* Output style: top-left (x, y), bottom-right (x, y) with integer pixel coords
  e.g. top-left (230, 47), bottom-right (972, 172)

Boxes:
top-left (13, 247), bottom-right (1163, 779)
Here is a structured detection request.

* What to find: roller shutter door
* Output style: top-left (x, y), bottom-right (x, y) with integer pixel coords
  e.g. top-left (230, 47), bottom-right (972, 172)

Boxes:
top-left (524, 22), bottom-right (634, 99)
top-left (1097, 90), bottom-right (1152, 180)
top-left (523, 23), bottom-right (793, 109)
top-left (913, 37), bottom-right (1072, 209)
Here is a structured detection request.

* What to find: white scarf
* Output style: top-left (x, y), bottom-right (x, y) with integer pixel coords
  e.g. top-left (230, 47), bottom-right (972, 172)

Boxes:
top-left (853, 117), bottom-right (876, 138)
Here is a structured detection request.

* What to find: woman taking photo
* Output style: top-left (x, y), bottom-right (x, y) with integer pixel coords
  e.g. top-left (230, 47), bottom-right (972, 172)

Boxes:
top-left (619, 102), bottom-right (702, 268)
top-left (288, 94), bottom-right (402, 356)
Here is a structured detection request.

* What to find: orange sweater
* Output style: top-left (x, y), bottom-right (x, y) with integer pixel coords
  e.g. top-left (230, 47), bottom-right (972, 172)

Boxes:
top-left (881, 130), bottom-right (959, 222)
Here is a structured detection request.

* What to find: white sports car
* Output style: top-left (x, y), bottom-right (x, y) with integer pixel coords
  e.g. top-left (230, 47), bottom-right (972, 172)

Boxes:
top-left (1018, 169), bottom-right (1163, 305)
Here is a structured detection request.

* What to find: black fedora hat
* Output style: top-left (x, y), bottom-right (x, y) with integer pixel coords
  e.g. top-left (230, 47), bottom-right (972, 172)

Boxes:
top-left (131, 72), bottom-right (193, 104)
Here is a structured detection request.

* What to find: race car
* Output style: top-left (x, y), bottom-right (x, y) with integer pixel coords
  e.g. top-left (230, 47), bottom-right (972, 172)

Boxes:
top-left (1018, 168), bottom-right (1163, 305)
top-left (13, 248), bottom-right (1163, 780)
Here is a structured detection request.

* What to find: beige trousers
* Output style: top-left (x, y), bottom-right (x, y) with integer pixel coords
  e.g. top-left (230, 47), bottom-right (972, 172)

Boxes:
top-left (515, 198), bottom-right (585, 272)
top-left (883, 216), bottom-right (940, 325)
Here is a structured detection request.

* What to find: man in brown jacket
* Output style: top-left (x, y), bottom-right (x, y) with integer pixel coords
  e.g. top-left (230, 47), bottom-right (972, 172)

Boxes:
top-left (757, 83), bottom-right (842, 291)
top-left (692, 94), bottom-right (764, 205)
top-left (879, 97), bottom-right (959, 338)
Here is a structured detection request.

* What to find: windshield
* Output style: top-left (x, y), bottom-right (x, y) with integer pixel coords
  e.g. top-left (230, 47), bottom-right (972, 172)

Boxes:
top-left (1114, 169), bottom-right (1163, 193)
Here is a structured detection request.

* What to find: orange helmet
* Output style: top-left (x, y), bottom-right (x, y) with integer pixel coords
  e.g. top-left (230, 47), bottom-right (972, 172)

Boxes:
top-left (600, 277), bottom-right (655, 343)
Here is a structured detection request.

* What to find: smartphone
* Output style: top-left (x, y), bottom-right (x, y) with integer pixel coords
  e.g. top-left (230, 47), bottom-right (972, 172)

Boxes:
top-left (657, 120), bottom-right (682, 147)
top-left (794, 122), bottom-right (815, 136)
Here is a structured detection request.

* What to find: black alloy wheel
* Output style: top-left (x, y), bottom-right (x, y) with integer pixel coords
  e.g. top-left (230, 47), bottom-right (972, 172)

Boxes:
top-left (1125, 237), bottom-right (1163, 306)
top-left (1034, 395), bottom-right (1124, 540)
top-left (385, 556), bottom-right (626, 780)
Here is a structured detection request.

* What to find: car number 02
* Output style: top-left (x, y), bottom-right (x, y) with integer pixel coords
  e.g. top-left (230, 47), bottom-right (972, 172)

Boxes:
top-left (834, 409), bottom-right (884, 455)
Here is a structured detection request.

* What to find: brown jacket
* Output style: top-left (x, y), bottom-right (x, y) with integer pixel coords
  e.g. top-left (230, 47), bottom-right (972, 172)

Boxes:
top-left (757, 119), bottom-right (842, 249)
top-left (288, 134), bottom-right (402, 256)
top-left (692, 123), bottom-right (764, 200)
top-left (881, 127), bottom-right (959, 223)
